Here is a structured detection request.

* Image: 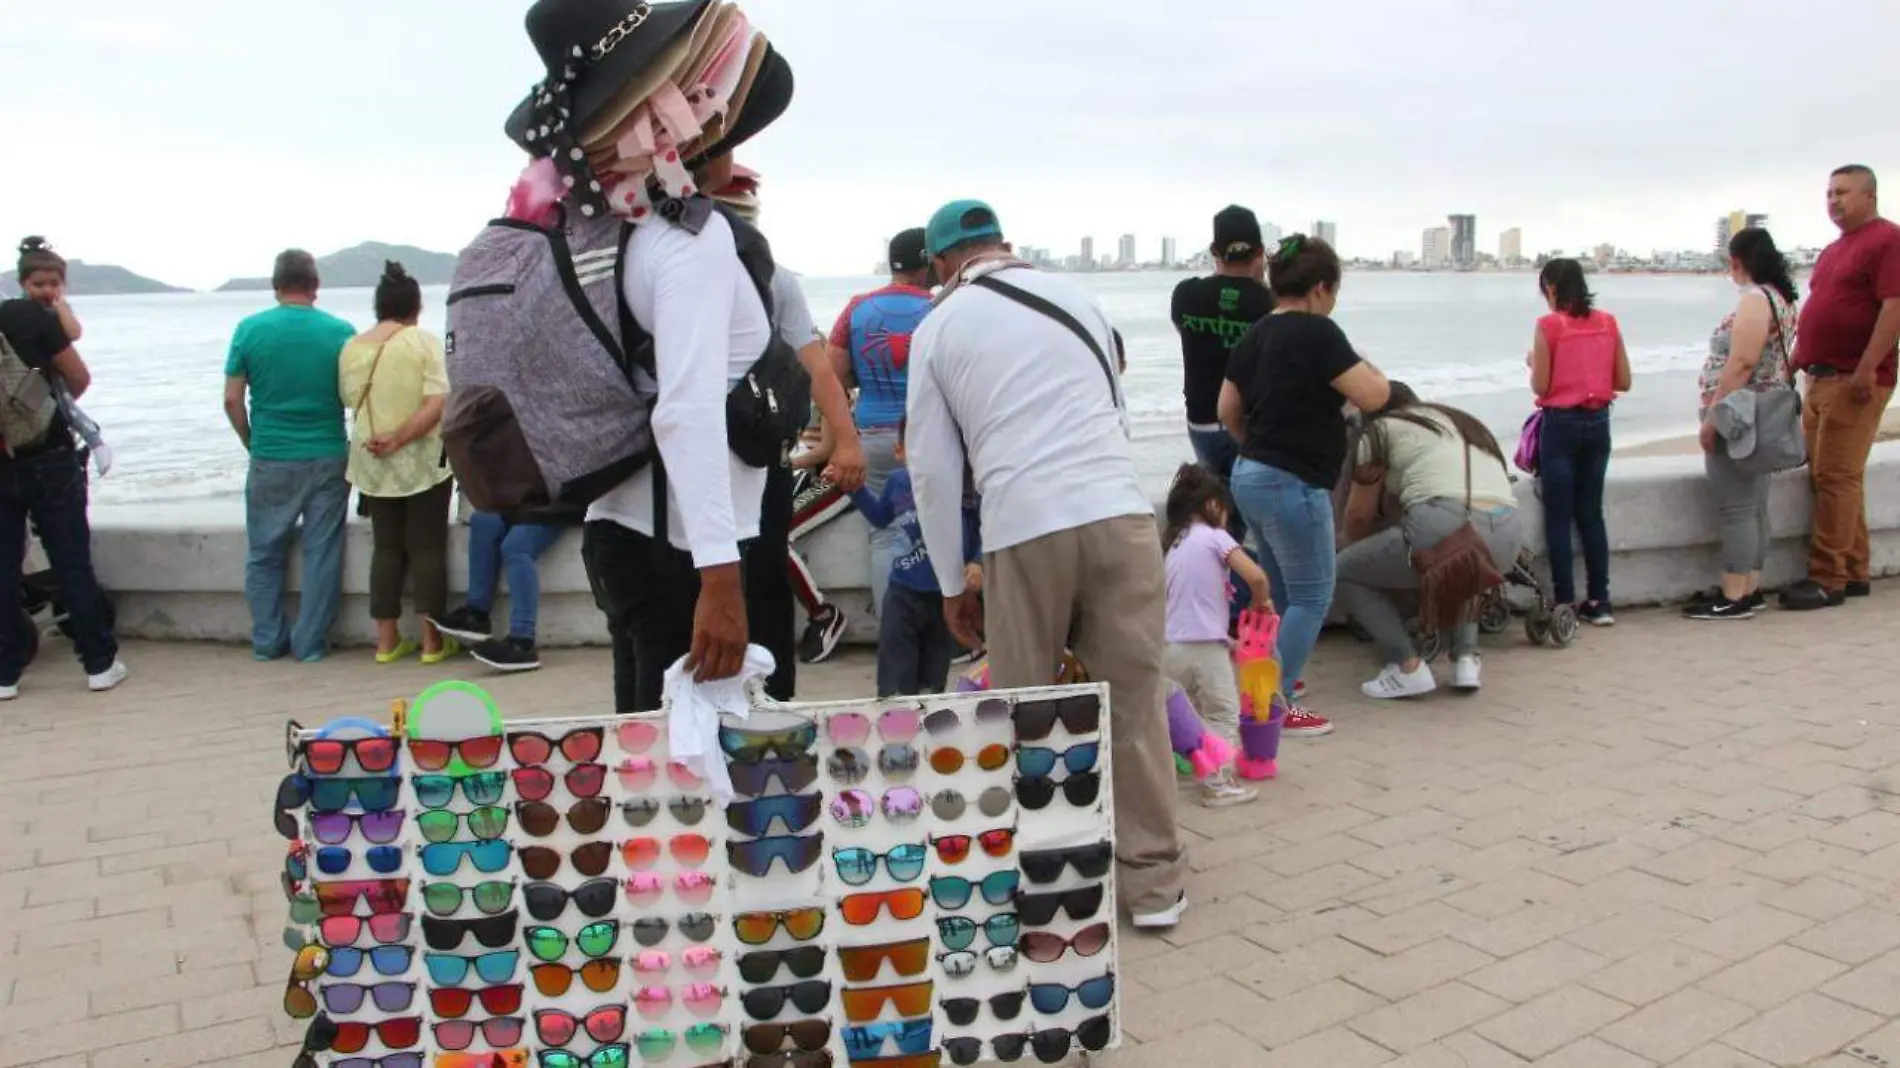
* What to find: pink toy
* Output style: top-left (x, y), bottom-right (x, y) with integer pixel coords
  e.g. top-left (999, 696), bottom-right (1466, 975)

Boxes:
top-left (1234, 608), bottom-right (1286, 780)
top-left (1165, 682), bottom-right (1237, 780)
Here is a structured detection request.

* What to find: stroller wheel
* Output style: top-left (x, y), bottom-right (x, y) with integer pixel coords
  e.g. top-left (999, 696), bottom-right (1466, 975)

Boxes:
top-left (1408, 618), bottom-right (1447, 664)
top-left (1525, 614), bottom-right (1551, 646)
top-left (1479, 592), bottom-right (1511, 634)
top-left (1547, 604), bottom-right (1580, 648)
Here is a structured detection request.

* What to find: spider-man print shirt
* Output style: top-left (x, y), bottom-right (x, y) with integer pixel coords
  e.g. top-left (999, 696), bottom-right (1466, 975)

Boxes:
top-left (829, 283), bottom-right (933, 429)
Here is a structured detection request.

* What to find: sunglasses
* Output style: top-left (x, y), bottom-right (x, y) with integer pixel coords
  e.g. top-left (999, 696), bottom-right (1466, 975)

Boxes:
top-left (937, 912), bottom-right (1020, 951)
top-left (320, 913), bottom-right (413, 947)
top-left (990, 1015), bottom-right (1112, 1064)
top-left (929, 743), bottom-right (1011, 775)
top-left (837, 938), bottom-right (929, 983)
top-left (527, 920), bottom-right (620, 962)
top-left (830, 787), bottom-right (923, 828)
top-left (839, 888), bottom-right (927, 926)
top-left (617, 758), bottom-right (705, 792)
top-left (632, 946), bottom-right (724, 978)
top-left (529, 958), bottom-right (622, 997)
top-left (429, 983), bottom-right (524, 1019)
top-left (634, 983), bottom-right (729, 1020)
top-left (825, 745), bottom-right (919, 786)
top-left (840, 981), bottom-right (933, 1024)
top-left (522, 877), bottom-right (617, 921)
top-left (507, 726), bottom-right (604, 765)
top-left (416, 805), bottom-right (511, 844)
top-left (621, 796), bottom-right (710, 827)
top-left (626, 871), bottom-right (717, 908)
top-left (622, 834), bottom-right (713, 871)
top-left (843, 1017), bottom-right (933, 1061)
top-left (539, 1046), bottom-right (630, 1068)
top-left (731, 754), bottom-right (821, 797)
top-left (433, 1016), bottom-right (525, 1052)
top-left (928, 871), bottom-right (1020, 910)
top-left (1012, 694), bottom-right (1101, 741)
top-left (310, 777), bottom-right (401, 814)
top-left (413, 771), bottom-right (507, 810)
top-left (315, 845), bottom-right (404, 876)
top-left (422, 911), bottom-right (521, 952)
top-left (424, 950), bottom-right (521, 987)
top-left (320, 981), bottom-right (416, 1015)
top-left (628, 913), bottom-right (719, 946)
top-left (929, 786), bottom-right (1014, 822)
top-left (520, 841), bottom-right (614, 880)
top-left (302, 736), bottom-right (398, 776)
top-left (719, 721), bottom-right (819, 762)
top-left (420, 839), bottom-right (513, 876)
top-left (825, 708), bottom-right (922, 747)
top-left (328, 945), bottom-right (413, 978)
top-left (422, 880), bottom-right (516, 918)
top-left (1020, 841), bottom-right (1114, 884)
top-left (928, 828), bottom-right (1014, 864)
top-left (939, 945), bottom-right (1019, 977)
top-left (274, 774), bottom-right (310, 839)
top-left (1015, 771), bottom-right (1102, 811)
top-left (407, 735), bottom-right (504, 772)
top-left (284, 943), bottom-right (328, 1018)
top-left (736, 946), bottom-right (824, 984)
top-left (310, 809), bottom-right (405, 846)
top-left (1027, 973), bottom-right (1116, 1014)
top-left (727, 834), bottom-right (825, 877)
top-left (740, 980), bottom-right (833, 1021)
top-left (833, 843), bottom-right (927, 886)
top-left (436, 1056), bottom-right (528, 1068)
top-left (616, 719), bottom-right (660, 754)
top-left (1015, 883), bottom-right (1105, 925)
top-left (1018, 922), bottom-right (1111, 963)
top-left (728, 793), bottom-right (823, 837)
top-left (733, 908), bottom-right (826, 946)
top-left (1015, 742), bottom-right (1099, 778)
top-left (310, 1016), bottom-right (423, 1055)
top-left (629, 1025), bottom-right (728, 1062)
top-left (535, 1004), bottom-right (630, 1047)
top-left (923, 700), bottom-right (1014, 736)
top-left (315, 879), bottom-right (410, 917)
top-left (329, 1057), bottom-right (424, 1068)
top-left (512, 763), bottom-right (607, 802)
top-left (743, 1054), bottom-right (836, 1068)
top-left (744, 1019), bottom-right (832, 1056)
top-left (941, 990), bottom-right (1027, 1027)
top-left (515, 797), bottom-right (611, 837)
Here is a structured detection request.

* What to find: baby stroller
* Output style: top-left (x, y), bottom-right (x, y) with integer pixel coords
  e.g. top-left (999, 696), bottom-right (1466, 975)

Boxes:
top-left (1397, 546), bottom-right (1576, 662)
top-left (17, 521), bottom-right (117, 667)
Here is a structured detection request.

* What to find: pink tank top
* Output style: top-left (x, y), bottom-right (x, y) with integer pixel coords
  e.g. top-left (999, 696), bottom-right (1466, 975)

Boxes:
top-left (1536, 310), bottom-right (1620, 410)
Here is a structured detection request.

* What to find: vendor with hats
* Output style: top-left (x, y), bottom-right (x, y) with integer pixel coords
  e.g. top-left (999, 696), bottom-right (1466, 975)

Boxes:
top-left (501, 0), bottom-right (798, 710)
top-left (905, 199), bottom-right (1190, 930)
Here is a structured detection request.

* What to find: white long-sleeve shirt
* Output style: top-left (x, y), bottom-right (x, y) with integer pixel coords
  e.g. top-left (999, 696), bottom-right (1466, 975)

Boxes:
top-left (906, 266), bottom-right (1151, 596)
top-left (585, 212), bottom-right (769, 567)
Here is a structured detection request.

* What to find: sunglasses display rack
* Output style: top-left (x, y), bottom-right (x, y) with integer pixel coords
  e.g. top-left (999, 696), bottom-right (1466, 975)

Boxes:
top-left (277, 682), bottom-right (1122, 1068)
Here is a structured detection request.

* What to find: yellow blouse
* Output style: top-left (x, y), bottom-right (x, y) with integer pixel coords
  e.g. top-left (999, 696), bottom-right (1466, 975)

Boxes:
top-left (339, 326), bottom-right (452, 498)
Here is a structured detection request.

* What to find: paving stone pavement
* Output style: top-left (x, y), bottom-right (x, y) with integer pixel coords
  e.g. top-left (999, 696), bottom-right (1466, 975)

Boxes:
top-left (4, 593), bottom-right (1900, 1067)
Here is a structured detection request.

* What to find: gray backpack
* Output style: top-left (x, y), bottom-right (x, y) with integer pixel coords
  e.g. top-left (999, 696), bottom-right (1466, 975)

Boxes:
top-left (0, 332), bottom-right (58, 457)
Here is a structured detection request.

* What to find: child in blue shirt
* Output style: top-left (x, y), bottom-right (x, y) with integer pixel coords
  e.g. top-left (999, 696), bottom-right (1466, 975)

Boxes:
top-left (850, 420), bottom-right (981, 697)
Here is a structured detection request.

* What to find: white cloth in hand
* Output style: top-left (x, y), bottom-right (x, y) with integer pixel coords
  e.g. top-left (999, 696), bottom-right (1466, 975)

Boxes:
top-left (663, 644), bottom-right (777, 804)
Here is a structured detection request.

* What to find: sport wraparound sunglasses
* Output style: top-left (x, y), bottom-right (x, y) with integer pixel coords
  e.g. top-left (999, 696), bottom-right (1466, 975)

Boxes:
top-left (719, 721), bottom-right (819, 762)
top-left (730, 754), bottom-right (821, 796)
top-left (837, 938), bottom-right (929, 983)
top-left (727, 793), bottom-right (822, 837)
top-left (728, 833), bottom-right (824, 877)
top-left (839, 888), bottom-right (927, 926)
top-left (412, 771), bottom-right (507, 810)
top-left (839, 981), bottom-right (933, 1024)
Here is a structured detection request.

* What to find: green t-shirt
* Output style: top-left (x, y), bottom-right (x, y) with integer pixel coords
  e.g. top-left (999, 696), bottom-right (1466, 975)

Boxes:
top-left (225, 304), bottom-right (355, 462)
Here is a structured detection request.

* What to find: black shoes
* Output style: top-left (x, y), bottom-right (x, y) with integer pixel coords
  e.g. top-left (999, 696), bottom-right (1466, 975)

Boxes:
top-left (1577, 601), bottom-right (1616, 627)
top-left (471, 636), bottom-right (540, 673)
top-left (798, 605), bottom-right (848, 664)
top-left (432, 605), bottom-right (494, 643)
top-left (1847, 581), bottom-right (1873, 598)
top-left (1780, 579), bottom-right (1846, 611)
top-left (1685, 596), bottom-right (1756, 621)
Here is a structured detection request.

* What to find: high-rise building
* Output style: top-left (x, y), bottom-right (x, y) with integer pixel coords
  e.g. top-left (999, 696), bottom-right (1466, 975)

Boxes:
top-left (1499, 227), bottom-right (1523, 265)
top-left (1715, 210), bottom-right (1768, 256)
top-left (1422, 227), bottom-right (1452, 268)
top-left (1118, 234), bottom-right (1137, 268)
top-left (1448, 214), bottom-right (1476, 268)
top-left (1746, 213), bottom-right (1769, 230)
top-left (1313, 221), bottom-right (1338, 248)
top-left (1079, 237), bottom-right (1095, 271)
top-left (1160, 237), bottom-right (1178, 268)
top-left (1393, 250), bottom-right (1418, 268)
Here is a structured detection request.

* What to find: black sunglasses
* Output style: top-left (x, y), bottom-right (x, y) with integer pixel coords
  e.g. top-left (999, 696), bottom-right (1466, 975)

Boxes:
top-left (1015, 770), bottom-right (1101, 811)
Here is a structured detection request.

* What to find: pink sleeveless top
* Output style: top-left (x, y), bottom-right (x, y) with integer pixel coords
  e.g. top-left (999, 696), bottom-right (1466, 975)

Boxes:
top-left (1536, 310), bottom-right (1620, 410)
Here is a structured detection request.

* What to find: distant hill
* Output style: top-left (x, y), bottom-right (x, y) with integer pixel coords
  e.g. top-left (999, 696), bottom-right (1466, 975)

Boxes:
top-left (0, 260), bottom-right (189, 296)
top-left (217, 242), bottom-right (458, 292)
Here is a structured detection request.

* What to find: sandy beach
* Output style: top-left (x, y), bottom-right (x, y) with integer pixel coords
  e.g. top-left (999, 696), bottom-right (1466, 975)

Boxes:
top-left (1615, 405), bottom-right (1900, 458)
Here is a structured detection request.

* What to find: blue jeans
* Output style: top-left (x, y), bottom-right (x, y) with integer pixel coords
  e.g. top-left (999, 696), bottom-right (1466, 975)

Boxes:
top-left (245, 457), bottom-right (348, 661)
top-left (860, 425), bottom-right (905, 618)
top-left (0, 448), bottom-right (117, 683)
top-left (1230, 458), bottom-right (1336, 700)
top-left (1538, 407), bottom-right (1612, 605)
top-left (1188, 426), bottom-right (1239, 479)
top-left (466, 511), bottom-right (563, 641)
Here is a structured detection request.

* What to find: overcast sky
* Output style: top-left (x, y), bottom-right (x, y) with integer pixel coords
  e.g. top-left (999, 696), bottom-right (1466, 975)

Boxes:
top-left (4, 0), bottom-right (1896, 288)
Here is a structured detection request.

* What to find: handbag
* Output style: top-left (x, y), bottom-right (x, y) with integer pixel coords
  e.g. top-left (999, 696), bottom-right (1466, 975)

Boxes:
top-left (1513, 409), bottom-right (1544, 476)
top-left (350, 335), bottom-right (393, 517)
top-left (1411, 440), bottom-right (1506, 633)
top-left (1728, 287), bottom-right (1806, 476)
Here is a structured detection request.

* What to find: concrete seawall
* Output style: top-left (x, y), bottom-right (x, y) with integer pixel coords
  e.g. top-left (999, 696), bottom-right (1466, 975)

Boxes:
top-left (91, 443), bottom-right (1900, 646)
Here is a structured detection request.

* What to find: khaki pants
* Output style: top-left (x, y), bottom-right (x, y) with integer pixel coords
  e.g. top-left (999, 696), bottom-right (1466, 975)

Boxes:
top-left (1803, 376), bottom-right (1895, 589)
top-left (1165, 641), bottom-right (1242, 745)
top-left (985, 514), bottom-right (1187, 916)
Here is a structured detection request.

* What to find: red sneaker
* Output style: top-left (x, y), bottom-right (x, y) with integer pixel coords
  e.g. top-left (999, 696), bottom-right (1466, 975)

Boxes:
top-left (1283, 706), bottom-right (1334, 737)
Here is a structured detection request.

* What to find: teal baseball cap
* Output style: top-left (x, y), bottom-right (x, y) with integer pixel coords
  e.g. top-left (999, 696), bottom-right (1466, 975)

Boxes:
top-left (925, 199), bottom-right (1005, 257)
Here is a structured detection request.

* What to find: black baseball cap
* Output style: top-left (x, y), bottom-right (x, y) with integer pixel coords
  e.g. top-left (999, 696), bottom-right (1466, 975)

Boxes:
top-left (1213, 205), bottom-right (1264, 263)
top-left (889, 228), bottom-right (930, 273)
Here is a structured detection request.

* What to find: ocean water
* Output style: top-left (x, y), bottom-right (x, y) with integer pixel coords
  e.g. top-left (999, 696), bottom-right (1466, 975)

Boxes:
top-left (68, 271), bottom-right (1737, 511)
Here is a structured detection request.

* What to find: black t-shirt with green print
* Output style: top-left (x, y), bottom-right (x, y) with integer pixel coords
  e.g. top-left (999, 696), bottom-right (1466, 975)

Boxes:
top-left (1170, 275), bottom-right (1274, 424)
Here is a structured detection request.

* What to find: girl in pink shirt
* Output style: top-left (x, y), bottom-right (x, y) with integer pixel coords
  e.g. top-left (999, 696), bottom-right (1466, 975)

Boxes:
top-left (1530, 259), bottom-right (1632, 624)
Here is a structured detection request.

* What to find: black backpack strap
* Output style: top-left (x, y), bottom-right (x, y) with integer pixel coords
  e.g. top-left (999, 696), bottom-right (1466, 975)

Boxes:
top-left (969, 274), bottom-right (1124, 411)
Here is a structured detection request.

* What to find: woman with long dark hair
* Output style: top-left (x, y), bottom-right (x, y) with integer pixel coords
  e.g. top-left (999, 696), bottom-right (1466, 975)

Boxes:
top-left (1685, 229), bottom-right (1801, 620)
top-left (1338, 383), bottom-right (1520, 696)
top-left (1531, 258), bottom-right (1631, 625)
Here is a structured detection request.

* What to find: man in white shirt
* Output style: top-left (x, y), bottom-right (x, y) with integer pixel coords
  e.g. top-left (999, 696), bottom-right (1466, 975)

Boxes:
top-left (906, 199), bottom-right (1189, 929)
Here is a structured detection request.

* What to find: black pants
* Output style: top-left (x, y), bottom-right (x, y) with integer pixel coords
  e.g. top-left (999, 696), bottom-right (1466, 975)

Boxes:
top-left (877, 583), bottom-right (955, 698)
top-left (363, 480), bottom-right (452, 621)
top-left (747, 464), bottom-right (797, 701)
top-left (0, 448), bottom-right (117, 683)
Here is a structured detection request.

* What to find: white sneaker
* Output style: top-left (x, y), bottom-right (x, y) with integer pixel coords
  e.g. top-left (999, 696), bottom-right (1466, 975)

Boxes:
top-left (1362, 661), bottom-right (1436, 700)
top-left (1452, 654), bottom-right (1482, 693)
top-left (1131, 891), bottom-right (1187, 930)
top-left (1200, 771), bottom-right (1258, 809)
top-left (88, 661), bottom-right (129, 692)
top-left (0, 682), bottom-right (17, 701)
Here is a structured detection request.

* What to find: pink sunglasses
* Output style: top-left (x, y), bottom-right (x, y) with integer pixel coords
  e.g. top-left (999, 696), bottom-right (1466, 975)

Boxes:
top-left (826, 708), bottom-right (922, 747)
top-left (634, 983), bottom-right (727, 1020)
top-left (625, 871), bottom-right (717, 908)
top-left (617, 721), bottom-right (660, 755)
top-left (618, 757), bottom-right (703, 792)
top-left (630, 947), bottom-right (722, 978)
